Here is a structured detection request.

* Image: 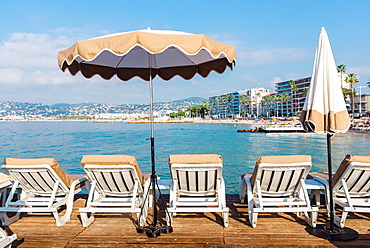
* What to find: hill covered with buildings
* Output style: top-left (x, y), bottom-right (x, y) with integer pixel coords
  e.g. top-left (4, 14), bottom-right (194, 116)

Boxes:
top-left (0, 97), bottom-right (206, 120)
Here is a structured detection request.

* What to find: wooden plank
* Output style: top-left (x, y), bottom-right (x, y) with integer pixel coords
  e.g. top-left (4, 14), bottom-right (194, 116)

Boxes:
top-left (5, 193), bottom-right (370, 247)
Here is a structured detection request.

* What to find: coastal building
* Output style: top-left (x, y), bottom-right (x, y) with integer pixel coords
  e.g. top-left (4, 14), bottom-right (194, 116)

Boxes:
top-left (209, 87), bottom-right (270, 119)
top-left (353, 93), bottom-right (370, 114)
top-left (240, 88), bottom-right (270, 117)
top-left (209, 91), bottom-right (240, 119)
top-left (275, 77), bottom-right (311, 117)
top-left (209, 75), bottom-right (370, 119)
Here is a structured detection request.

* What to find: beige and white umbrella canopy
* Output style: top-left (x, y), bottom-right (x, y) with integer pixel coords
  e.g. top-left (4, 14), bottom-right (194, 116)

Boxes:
top-left (300, 27), bottom-right (350, 133)
top-left (58, 28), bottom-right (236, 81)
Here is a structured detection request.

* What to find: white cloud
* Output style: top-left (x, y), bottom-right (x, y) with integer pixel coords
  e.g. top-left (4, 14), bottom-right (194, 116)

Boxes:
top-left (0, 33), bottom-right (58, 69)
top-left (0, 68), bottom-right (24, 83)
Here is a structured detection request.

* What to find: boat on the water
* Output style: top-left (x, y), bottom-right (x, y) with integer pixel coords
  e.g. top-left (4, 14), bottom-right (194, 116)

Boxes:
top-left (262, 123), bottom-right (305, 133)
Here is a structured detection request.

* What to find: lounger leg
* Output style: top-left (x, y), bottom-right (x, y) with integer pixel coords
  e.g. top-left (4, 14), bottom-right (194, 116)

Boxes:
top-left (0, 228), bottom-right (17, 248)
top-left (166, 212), bottom-right (173, 226)
top-left (80, 211), bottom-right (95, 227)
top-left (137, 199), bottom-right (148, 227)
top-left (0, 212), bottom-right (20, 226)
top-left (304, 210), bottom-right (317, 228)
top-left (239, 177), bottom-right (247, 203)
top-left (248, 203), bottom-right (258, 228)
top-left (222, 209), bottom-right (229, 227)
top-left (137, 211), bottom-right (146, 227)
top-left (334, 210), bottom-right (348, 228)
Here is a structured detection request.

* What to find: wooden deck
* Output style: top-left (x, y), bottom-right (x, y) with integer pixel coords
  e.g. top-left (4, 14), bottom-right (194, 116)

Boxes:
top-left (3, 193), bottom-right (370, 247)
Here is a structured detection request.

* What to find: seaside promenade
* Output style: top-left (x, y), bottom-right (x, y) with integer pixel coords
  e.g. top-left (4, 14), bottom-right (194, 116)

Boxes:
top-left (3, 173), bottom-right (370, 247)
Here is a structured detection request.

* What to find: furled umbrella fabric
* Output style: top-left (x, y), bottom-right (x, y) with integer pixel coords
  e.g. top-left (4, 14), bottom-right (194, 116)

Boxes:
top-left (300, 27), bottom-right (350, 133)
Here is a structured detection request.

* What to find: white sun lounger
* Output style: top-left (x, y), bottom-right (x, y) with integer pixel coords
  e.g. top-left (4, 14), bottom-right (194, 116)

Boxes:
top-left (239, 155), bottom-right (318, 228)
top-left (0, 157), bottom-right (89, 227)
top-left (314, 155), bottom-right (370, 228)
top-left (167, 154), bottom-right (229, 227)
top-left (0, 173), bottom-right (17, 248)
top-left (79, 155), bottom-right (148, 227)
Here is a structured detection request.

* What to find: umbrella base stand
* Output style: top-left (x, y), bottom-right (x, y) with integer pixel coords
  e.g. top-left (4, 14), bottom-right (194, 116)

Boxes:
top-left (136, 173), bottom-right (173, 238)
top-left (306, 223), bottom-right (358, 241)
top-left (137, 224), bottom-right (173, 238)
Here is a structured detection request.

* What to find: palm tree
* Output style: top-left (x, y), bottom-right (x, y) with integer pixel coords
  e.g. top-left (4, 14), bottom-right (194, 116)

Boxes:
top-left (246, 98), bottom-right (252, 117)
top-left (337, 64), bottom-right (347, 88)
top-left (281, 94), bottom-right (290, 117)
top-left (270, 95), bottom-right (277, 117)
top-left (289, 80), bottom-right (296, 115)
top-left (367, 79), bottom-right (370, 88)
top-left (277, 96), bottom-right (284, 117)
top-left (260, 99), bottom-right (266, 117)
top-left (230, 94), bottom-right (236, 118)
top-left (256, 92), bottom-right (261, 117)
top-left (292, 86), bottom-right (299, 114)
top-left (239, 95), bottom-right (247, 117)
top-left (303, 87), bottom-right (309, 96)
top-left (264, 95), bottom-right (272, 117)
top-left (345, 73), bottom-right (360, 113)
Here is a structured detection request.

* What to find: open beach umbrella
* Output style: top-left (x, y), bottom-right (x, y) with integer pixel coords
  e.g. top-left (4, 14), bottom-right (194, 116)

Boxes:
top-left (58, 28), bottom-right (236, 237)
top-left (300, 27), bottom-right (357, 240)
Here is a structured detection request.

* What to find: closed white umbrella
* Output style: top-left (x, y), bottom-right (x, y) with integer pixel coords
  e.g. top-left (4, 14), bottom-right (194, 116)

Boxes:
top-left (300, 27), bottom-right (350, 133)
top-left (301, 27), bottom-right (357, 241)
top-left (58, 28), bottom-right (236, 237)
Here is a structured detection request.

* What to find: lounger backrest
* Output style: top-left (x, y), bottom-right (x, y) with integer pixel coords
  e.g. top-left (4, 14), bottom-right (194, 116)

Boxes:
top-left (2, 158), bottom-right (72, 196)
top-left (251, 155), bottom-right (312, 197)
top-left (81, 155), bottom-right (143, 196)
top-left (169, 154), bottom-right (223, 195)
top-left (0, 173), bottom-right (11, 185)
top-left (332, 155), bottom-right (370, 197)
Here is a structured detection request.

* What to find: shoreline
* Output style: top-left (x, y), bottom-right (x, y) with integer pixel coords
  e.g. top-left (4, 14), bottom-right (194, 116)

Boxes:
top-left (2, 117), bottom-right (370, 131)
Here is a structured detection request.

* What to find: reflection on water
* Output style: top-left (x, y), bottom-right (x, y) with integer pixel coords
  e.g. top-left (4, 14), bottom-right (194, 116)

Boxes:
top-left (0, 121), bottom-right (369, 193)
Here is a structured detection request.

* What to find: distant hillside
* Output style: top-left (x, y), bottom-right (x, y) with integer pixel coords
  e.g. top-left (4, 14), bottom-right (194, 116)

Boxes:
top-left (156, 97), bottom-right (207, 104)
top-left (170, 97), bottom-right (207, 103)
top-left (0, 97), bottom-right (208, 118)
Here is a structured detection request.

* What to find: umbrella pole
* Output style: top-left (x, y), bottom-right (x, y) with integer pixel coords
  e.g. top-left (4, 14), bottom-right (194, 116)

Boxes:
top-left (137, 56), bottom-right (173, 238)
top-left (306, 133), bottom-right (358, 240)
top-left (149, 68), bottom-right (157, 227)
top-left (326, 133), bottom-right (334, 231)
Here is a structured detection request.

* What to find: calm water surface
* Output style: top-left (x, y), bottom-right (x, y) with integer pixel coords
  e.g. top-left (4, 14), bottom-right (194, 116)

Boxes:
top-left (0, 121), bottom-right (369, 193)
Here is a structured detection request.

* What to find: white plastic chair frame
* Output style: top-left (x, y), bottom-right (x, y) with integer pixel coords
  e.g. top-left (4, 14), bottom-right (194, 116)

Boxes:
top-left (80, 164), bottom-right (147, 227)
top-left (0, 164), bottom-right (89, 227)
top-left (167, 163), bottom-right (229, 227)
top-left (239, 162), bottom-right (318, 228)
top-left (314, 162), bottom-right (370, 228)
top-left (0, 179), bottom-right (17, 248)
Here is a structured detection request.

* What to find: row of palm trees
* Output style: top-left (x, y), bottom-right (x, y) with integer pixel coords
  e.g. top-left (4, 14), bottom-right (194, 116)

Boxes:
top-left (240, 92), bottom-right (307, 118)
top-left (337, 64), bottom-right (361, 113)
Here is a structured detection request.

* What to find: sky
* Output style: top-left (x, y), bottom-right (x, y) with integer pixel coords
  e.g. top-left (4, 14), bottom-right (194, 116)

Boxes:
top-left (0, 0), bottom-right (369, 105)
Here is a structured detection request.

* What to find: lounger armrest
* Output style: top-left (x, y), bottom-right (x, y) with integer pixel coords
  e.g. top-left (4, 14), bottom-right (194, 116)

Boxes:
top-left (242, 175), bottom-right (252, 190)
top-left (71, 176), bottom-right (89, 191)
top-left (313, 176), bottom-right (329, 188)
top-left (239, 175), bottom-right (253, 203)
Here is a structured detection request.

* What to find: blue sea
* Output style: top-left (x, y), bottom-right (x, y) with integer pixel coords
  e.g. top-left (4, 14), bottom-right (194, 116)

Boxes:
top-left (0, 121), bottom-right (369, 194)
